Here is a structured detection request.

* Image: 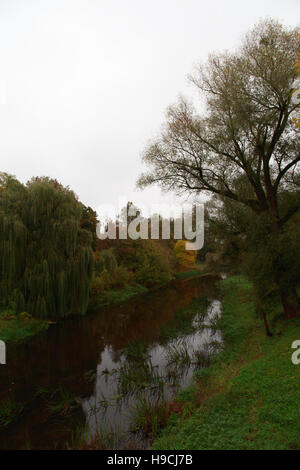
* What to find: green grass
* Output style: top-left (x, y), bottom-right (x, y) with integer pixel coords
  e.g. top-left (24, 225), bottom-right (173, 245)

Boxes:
top-left (152, 275), bottom-right (300, 450)
top-left (0, 308), bottom-right (49, 343)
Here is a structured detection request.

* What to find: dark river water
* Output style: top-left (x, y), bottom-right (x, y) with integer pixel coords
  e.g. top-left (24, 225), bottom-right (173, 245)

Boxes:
top-left (0, 275), bottom-right (222, 449)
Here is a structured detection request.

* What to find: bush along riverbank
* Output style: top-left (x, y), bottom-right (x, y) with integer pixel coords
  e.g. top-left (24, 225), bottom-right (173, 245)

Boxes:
top-left (152, 275), bottom-right (300, 450)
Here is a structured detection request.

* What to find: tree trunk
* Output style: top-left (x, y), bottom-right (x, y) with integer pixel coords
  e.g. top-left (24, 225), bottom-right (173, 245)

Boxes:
top-left (262, 309), bottom-right (273, 337)
top-left (279, 287), bottom-right (300, 319)
top-left (255, 296), bottom-right (273, 337)
top-left (265, 198), bottom-right (300, 320)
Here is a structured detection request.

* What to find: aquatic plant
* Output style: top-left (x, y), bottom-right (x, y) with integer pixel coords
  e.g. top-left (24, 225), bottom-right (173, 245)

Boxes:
top-left (121, 340), bottom-right (149, 360)
top-left (116, 359), bottom-right (164, 396)
top-left (72, 422), bottom-right (129, 450)
top-left (0, 399), bottom-right (26, 429)
top-left (35, 386), bottom-right (81, 418)
top-left (166, 341), bottom-right (191, 368)
top-left (192, 349), bottom-right (211, 368)
top-left (129, 394), bottom-right (170, 439)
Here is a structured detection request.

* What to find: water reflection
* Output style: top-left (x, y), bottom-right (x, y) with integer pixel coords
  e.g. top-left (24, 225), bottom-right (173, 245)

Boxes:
top-left (82, 296), bottom-right (223, 449)
top-left (0, 275), bottom-right (221, 449)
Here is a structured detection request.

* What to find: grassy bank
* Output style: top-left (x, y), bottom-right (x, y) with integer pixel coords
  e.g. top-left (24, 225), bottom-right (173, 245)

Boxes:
top-left (0, 308), bottom-right (49, 343)
top-left (152, 275), bottom-right (300, 450)
top-left (89, 266), bottom-right (214, 309)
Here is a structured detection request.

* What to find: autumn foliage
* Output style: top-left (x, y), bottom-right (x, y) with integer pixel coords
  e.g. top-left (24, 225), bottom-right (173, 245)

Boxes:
top-left (174, 240), bottom-right (197, 269)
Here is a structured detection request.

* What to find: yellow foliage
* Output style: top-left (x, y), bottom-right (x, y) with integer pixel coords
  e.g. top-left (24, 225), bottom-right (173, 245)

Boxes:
top-left (174, 240), bottom-right (197, 268)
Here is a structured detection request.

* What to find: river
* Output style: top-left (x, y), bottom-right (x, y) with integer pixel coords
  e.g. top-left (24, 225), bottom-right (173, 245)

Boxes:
top-left (0, 274), bottom-right (222, 449)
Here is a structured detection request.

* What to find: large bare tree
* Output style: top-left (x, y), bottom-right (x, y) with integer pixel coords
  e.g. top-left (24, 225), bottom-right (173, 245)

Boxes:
top-left (138, 20), bottom-right (300, 317)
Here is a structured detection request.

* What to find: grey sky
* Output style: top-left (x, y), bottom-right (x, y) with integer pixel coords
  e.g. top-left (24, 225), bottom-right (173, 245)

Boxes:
top-left (0, 0), bottom-right (299, 217)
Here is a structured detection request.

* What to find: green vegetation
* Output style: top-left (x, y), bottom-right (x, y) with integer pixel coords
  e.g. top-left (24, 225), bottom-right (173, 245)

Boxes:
top-left (89, 283), bottom-right (148, 309)
top-left (0, 173), bottom-right (210, 346)
top-left (129, 395), bottom-right (170, 439)
top-left (89, 237), bottom-right (176, 310)
top-left (152, 276), bottom-right (300, 450)
top-left (45, 389), bottom-right (81, 418)
top-left (34, 386), bottom-right (82, 420)
top-left (0, 399), bottom-right (26, 429)
top-left (121, 340), bottom-right (149, 359)
top-left (1, 16), bottom-right (299, 452)
top-left (0, 307), bottom-right (49, 342)
top-left (138, 19), bottom-right (300, 320)
top-left (0, 174), bottom-right (94, 319)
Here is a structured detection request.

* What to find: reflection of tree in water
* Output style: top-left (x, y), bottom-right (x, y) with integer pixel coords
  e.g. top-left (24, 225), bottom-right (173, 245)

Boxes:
top-left (92, 277), bottom-right (218, 352)
top-left (108, 348), bottom-right (122, 364)
top-left (0, 276), bottom-right (220, 449)
top-left (83, 294), bottom-right (224, 449)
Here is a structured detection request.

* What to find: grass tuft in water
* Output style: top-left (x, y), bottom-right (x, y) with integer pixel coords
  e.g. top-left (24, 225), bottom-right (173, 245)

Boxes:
top-left (35, 386), bottom-right (81, 418)
top-left (129, 394), bottom-right (170, 439)
top-left (116, 360), bottom-right (164, 396)
top-left (0, 399), bottom-right (26, 429)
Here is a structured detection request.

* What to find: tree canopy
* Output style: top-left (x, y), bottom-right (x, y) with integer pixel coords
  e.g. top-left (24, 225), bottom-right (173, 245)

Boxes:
top-left (138, 20), bottom-right (299, 218)
top-left (138, 20), bottom-right (300, 318)
top-left (0, 174), bottom-right (94, 318)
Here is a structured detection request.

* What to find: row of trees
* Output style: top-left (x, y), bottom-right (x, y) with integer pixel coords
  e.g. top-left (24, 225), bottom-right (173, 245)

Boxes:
top-left (88, 203), bottom-right (198, 309)
top-left (0, 176), bottom-right (197, 318)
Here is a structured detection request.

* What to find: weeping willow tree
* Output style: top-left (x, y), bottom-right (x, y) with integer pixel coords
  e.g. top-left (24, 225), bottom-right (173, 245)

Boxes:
top-left (0, 174), bottom-right (94, 318)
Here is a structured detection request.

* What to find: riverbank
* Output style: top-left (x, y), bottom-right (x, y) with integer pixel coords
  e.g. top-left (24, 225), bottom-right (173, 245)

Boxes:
top-left (0, 266), bottom-right (215, 344)
top-left (152, 275), bottom-right (300, 450)
top-left (88, 267), bottom-right (218, 310)
top-left (0, 308), bottom-right (49, 343)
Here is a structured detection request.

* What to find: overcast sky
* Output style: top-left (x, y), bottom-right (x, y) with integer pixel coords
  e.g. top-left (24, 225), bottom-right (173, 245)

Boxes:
top-left (0, 0), bottom-right (299, 217)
